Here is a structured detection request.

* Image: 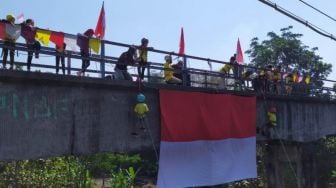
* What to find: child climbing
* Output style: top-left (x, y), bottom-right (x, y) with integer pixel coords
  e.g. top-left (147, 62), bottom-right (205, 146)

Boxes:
top-left (132, 93), bottom-right (149, 136)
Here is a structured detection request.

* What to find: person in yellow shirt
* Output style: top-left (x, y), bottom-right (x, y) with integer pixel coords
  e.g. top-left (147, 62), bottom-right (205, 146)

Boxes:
top-left (134, 93), bottom-right (149, 119)
top-left (137, 38), bottom-right (154, 80)
top-left (163, 55), bottom-right (182, 84)
top-left (133, 93), bottom-right (149, 134)
top-left (220, 63), bottom-right (232, 75)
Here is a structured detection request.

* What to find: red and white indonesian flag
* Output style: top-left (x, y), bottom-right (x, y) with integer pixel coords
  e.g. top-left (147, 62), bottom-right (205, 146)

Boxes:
top-left (158, 90), bottom-right (257, 188)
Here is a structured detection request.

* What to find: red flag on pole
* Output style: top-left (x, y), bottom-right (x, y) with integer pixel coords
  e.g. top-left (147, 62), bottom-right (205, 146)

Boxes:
top-left (236, 38), bottom-right (244, 64)
top-left (94, 2), bottom-right (105, 39)
top-left (178, 27), bottom-right (185, 55)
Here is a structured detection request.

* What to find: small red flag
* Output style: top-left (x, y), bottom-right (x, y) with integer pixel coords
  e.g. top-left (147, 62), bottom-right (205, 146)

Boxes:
top-left (50, 31), bottom-right (65, 48)
top-left (178, 27), bottom-right (185, 55)
top-left (236, 38), bottom-right (244, 64)
top-left (94, 2), bottom-right (105, 39)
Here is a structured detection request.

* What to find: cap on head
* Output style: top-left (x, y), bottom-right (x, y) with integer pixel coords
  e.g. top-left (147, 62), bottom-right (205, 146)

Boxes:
top-left (137, 93), bottom-right (146, 103)
top-left (6, 14), bottom-right (15, 22)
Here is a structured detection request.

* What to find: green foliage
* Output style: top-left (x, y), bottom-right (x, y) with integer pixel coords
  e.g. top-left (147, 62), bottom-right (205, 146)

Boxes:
top-left (109, 167), bottom-right (139, 188)
top-left (0, 156), bottom-right (94, 187)
top-left (246, 26), bottom-right (332, 86)
top-left (85, 153), bottom-right (141, 178)
top-left (0, 153), bottom-right (153, 187)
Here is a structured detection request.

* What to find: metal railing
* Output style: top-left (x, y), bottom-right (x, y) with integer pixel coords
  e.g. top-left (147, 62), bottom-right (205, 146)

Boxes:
top-left (0, 39), bottom-right (335, 100)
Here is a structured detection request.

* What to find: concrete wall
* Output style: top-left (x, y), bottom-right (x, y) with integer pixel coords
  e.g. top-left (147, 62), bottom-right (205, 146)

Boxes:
top-left (0, 70), bottom-right (336, 160)
top-left (0, 71), bottom-right (160, 160)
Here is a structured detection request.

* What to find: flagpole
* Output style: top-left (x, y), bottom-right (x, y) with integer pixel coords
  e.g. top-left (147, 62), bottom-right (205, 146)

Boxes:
top-left (98, 1), bottom-right (105, 78)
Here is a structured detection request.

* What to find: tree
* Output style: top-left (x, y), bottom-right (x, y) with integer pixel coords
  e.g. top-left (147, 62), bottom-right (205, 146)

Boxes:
top-left (245, 26), bottom-right (332, 86)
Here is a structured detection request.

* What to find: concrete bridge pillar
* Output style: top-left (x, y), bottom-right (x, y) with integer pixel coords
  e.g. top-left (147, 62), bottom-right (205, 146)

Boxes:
top-left (263, 142), bottom-right (317, 188)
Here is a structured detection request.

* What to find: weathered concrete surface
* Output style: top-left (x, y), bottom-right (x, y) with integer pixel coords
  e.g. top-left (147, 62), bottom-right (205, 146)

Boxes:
top-left (0, 70), bottom-right (160, 160)
top-left (263, 142), bottom-right (318, 188)
top-left (0, 70), bottom-right (336, 160)
top-left (257, 96), bottom-right (336, 142)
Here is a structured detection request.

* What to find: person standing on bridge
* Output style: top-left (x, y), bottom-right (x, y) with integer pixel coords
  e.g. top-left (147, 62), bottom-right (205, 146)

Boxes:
top-left (1, 14), bottom-right (16, 70)
top-left (114, 46), bottom-right (137, 81)
top-left (137, 38), bottom-right (153, 81)
top-left (77, 29), bottom-right (94, 76)
top-left (55, 43), bottom-right (66, 75)
top-left (21, 19), bottom-right (40, 71)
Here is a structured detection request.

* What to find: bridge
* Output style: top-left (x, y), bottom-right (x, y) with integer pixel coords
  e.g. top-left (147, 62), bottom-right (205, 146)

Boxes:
top-left (1, 38), bottom-right (336, 187)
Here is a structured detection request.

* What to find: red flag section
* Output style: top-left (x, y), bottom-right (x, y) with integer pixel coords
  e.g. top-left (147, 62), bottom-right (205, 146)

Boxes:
top-left (236, 38), bottom-right (244, 64)
top-left (178, 27), bottom-right (185, 55)
top-left (0, 22), bottom-right (5, 40)
top-left (50, 31), bottom-right (65, 48)
top-left (94, 2), bottom-right (105, 39)
top-left (158, 90), bottom-right (257, 188)
top-left (159, 90), bottom-right (256, 142)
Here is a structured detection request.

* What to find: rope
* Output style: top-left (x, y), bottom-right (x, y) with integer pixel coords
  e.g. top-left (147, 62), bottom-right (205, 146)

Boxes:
top-left (142, 117), bottom-right (167, 187)
top-left (274, 129), bottom-right (300, 186)
top-left (142, 118), bottom-right (159, 162)
top-left (261, 97), bottom-right (299, 186)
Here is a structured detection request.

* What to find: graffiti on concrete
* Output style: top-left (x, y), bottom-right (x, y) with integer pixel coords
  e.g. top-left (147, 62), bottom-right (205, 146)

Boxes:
top-left (0, 92), bottom-right (70, 121)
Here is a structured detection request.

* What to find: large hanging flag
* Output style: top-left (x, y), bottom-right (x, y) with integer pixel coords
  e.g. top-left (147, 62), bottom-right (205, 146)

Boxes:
top-left (178, 27), bottom-right (185, 55)
top-left (35, 29), bottom-right (51, 46)
top-left (50, 31), bottom-right (65, 48)
top-left (64, 34), bottom-right (77, 51)
top-left (0, 22), bottom-right (5, 40)
top-left (89, 38), bottom-right (101, 54)
top-left (236, 38), bottom-right (244, 64)
top-left (158, 90), bottom-right (257, 188)
top-left (94, 2), bottom-right (105, 39)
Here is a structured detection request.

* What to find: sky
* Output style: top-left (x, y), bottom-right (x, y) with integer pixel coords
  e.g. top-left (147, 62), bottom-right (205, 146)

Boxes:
top-left (2, 0), bottom-right (336, 81)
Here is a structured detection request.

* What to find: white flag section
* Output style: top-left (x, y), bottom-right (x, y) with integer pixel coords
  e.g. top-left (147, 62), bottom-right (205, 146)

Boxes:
top-left (157, 138), bottom-right (256, 188)
top-left (158, 90), bottom-right (257, 188)
top-left (64, 34), bottom-right (77, 51)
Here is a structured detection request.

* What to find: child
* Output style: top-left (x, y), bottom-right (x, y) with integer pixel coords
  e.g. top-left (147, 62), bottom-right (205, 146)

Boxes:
top-left (133, 93), bottom-right (149, 135)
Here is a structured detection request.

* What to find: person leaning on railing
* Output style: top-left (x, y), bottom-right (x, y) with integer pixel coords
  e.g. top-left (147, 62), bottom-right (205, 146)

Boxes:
top-left (21, 19), bottom-right (40, 71)
top-left (219, 62), bottom-right (232, 89)
top-left (114, 46), bottom-right (137, 81)
top-left (163, 55), bottom-right (182, 84)
top-left (272, 65), bottom-right (282, 94)
top-left (1, 14), bottom-right (16, 70)
top-left (137, 38), bottom-right (153, 81)
top-left (77, 29), bottom-right (94, 76)
top-left (285, 72), bottom-right (294, 95)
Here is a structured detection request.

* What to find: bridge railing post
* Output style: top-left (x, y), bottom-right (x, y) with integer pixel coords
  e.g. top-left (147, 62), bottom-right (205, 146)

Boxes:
top-left (67, 51), bottom-right (71, 75)
top-left (182, 56), bottom-right (188, 87)
top-left (100, 40), bottom-right (105, 78)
